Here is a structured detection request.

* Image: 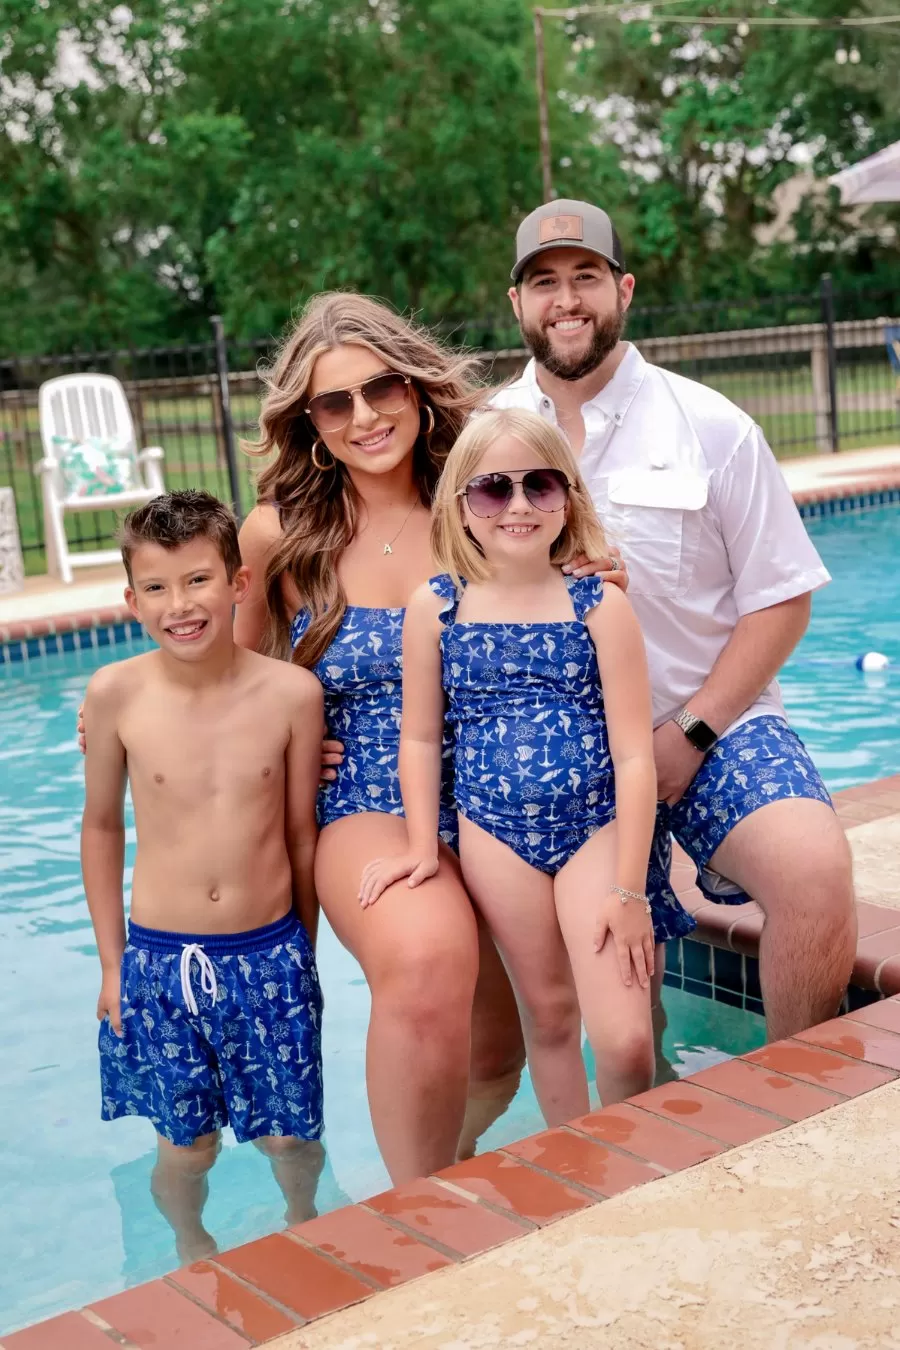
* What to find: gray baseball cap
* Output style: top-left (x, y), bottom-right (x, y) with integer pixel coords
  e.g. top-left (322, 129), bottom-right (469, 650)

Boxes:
top-left (511, 199), bottom-right (625, 282)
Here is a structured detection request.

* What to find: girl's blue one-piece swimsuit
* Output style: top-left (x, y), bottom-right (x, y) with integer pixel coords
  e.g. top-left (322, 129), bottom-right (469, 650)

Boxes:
top-left (431, 572), bottom-right (694, 944)
top-left (291, 604), bottom-right (458, 845)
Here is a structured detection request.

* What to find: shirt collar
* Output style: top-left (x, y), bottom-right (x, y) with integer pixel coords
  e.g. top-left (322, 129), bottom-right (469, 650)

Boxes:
top-left (524, 342), bottom-right (647, 427)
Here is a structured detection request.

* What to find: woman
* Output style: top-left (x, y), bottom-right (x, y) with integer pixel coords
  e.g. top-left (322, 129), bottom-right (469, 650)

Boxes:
top-left (236, 293), bottom-right (625, 1184)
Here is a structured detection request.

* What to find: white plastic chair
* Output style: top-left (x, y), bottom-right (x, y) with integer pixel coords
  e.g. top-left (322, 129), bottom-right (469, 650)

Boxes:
top-left (35, 373), bottom-right (165, 583)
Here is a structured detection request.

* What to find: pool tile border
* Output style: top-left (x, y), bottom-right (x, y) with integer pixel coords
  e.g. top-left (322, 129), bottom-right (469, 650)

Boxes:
top-left (2, 819), bottom-right (899, 1341)
top-left (0, 613), bottom-right (142, 664)
top-left (794, 482), bottom-right (900, 517)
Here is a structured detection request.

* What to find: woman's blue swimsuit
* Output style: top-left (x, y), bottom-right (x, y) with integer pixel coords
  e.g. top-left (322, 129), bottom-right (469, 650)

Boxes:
top-left (432, 572), bottom-right (694, 944)
top-left (291, 604), bottom-right (458, 846)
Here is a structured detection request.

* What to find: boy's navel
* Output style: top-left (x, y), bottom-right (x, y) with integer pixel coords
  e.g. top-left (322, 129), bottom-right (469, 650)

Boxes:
top-left (154, 773), bottom-right (164, 784)
top-left (210, 889), bottom-right (220, 902)
top-left (262, 767), bottom-right (271, 778)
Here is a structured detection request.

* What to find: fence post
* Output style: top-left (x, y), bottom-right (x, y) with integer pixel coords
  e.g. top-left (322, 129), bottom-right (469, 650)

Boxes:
top-left (819, 274), bottom-right (839, 453)
top-left (810, 334), bottom-right (831, 454)
top-left (210, 315), bottom-right (243, 519)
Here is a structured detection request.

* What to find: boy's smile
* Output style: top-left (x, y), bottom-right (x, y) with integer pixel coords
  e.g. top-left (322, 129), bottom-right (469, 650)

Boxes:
top-left (164, 618), bottom-right (208, 642)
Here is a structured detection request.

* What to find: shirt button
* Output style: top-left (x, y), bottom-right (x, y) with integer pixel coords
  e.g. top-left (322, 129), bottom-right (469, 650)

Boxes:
top-left (614, 413), bottom-right (623, 424)
top-left (541, 398), bottom-right (551, 409)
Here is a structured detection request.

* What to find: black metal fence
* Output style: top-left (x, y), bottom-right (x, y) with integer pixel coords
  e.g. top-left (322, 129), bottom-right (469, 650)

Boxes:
top-left (2, 277), bottom-right (898, 571)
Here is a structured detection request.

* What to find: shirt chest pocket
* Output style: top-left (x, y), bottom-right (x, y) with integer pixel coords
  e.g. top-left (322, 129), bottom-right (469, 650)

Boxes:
top-left (602, 469), bottom-right (708, 598)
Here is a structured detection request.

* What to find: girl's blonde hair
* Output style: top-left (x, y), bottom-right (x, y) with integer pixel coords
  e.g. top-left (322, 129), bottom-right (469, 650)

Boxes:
top-left (249, 292), bottom-right (486, 665)
top-left (431, 408), bottom-right (609, 584)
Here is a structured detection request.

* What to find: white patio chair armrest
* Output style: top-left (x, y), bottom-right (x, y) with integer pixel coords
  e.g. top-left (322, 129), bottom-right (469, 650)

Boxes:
top-left (34, 455), bottom-right (59, 476)
top-left (137, 446), bottom-right (165, 462)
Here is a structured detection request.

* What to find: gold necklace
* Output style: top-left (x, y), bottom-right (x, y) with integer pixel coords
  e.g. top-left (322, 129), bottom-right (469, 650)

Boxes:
top-left (369, 497), bottom-right (419, 556)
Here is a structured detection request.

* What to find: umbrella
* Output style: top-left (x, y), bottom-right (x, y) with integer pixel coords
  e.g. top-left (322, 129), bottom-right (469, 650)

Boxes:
top-left (829, 139), bottom-right (900, 204)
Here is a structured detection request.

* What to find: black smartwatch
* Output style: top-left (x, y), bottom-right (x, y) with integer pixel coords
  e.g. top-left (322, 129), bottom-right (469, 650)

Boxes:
top-left (672, 708), bottom-right (718, 753)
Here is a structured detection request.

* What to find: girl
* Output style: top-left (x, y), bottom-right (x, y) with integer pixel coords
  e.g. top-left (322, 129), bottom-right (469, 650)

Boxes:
top-left (361, 408), bottom-right (694, 1122)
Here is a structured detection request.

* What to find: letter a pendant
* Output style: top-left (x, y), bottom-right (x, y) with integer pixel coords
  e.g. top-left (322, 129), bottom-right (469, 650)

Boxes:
top-left (383, 543), bottom-right (392, 555)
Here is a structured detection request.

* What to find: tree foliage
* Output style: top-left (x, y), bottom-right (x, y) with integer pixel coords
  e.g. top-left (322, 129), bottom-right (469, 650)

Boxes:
top-left (557, 0), bottom-right (900, 304)
top-left (0, 0), bottom-right (897, 352)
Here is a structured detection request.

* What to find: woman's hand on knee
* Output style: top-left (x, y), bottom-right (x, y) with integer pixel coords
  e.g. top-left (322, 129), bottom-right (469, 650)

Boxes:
top-left (594, 890), bottom-right (655, 990)
top-left (320, 738), bottom-right (344, 783)
top-left (359, 852), bottom-right (439, 908)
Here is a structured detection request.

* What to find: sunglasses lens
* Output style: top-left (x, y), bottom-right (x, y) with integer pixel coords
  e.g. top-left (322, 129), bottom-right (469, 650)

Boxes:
top-left (465, 474), bottom-right (513, 517)
top-left (307, 373), bottom-right (409, 431)
top-left (366, 373), bottom-right (410, 414)
top-left (523, 469), bottom-right (570, 511)
top-left (308, 390), bottom-right (353, 432)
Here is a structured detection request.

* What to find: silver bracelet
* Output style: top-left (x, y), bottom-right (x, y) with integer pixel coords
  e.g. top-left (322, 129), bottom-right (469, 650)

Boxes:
top-left (611, 885), bottom-right (652, 915)
top-left (611, 884), bottom-right (646, 904)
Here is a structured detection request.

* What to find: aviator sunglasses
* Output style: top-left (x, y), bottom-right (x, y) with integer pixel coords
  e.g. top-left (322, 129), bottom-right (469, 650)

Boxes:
top-left (306, 371), bottom-right (412, 433)
top-left (458, 468), bottom-right (572, 518)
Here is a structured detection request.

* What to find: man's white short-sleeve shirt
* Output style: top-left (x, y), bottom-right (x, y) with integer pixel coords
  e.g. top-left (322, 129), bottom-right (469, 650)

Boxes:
top-left (489, 345), bottom-right (830, 733)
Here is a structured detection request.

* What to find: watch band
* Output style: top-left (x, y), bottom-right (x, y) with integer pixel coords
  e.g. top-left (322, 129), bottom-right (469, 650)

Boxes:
top-left (673, 708), bottom-right (718, 753)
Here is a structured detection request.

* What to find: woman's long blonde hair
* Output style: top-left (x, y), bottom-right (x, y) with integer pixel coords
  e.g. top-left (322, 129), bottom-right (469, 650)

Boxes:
top-left (431, 408), bottom-right (609, 584)
top-left (250, 293), bottom-right (486, 665)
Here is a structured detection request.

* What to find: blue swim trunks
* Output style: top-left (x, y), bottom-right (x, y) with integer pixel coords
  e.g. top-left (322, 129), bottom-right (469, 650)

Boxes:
top-left (650, 714), bottom-right (833, 910)
top-left (99, 911), bottom-right (323, 1147)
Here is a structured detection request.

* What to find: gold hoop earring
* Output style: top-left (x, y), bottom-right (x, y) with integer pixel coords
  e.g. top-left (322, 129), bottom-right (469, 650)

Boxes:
top-left (422, 405), bottom-right (435, 437)
top-left (310, 439), bottom-right (332, 473)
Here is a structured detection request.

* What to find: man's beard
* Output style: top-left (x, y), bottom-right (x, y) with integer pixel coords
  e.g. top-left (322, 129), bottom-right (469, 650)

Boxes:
top-left (521, 300), bottom-right (625, 381)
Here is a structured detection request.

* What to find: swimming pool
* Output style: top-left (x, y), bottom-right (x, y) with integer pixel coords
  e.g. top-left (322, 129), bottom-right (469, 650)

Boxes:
top-left (0, 502), bottom-right (895, 1334)
top-left (780, 504), bottom-right (899, 787)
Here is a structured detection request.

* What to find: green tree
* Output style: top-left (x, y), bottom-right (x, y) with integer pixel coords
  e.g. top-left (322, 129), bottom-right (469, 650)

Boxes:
top-left (553, 0), bottom-right (900, 305)
top-left (0, 0), bottom-right (593, 349)
top-left (1, 0), bottom-right (897, 353)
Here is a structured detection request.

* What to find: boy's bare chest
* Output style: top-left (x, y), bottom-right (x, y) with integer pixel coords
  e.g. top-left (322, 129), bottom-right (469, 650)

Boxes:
top-left (120, 695), bottom-right (288, 803)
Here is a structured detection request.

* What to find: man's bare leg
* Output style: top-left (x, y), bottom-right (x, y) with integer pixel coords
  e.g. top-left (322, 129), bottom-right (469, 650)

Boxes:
top-left (708, 798), bottom-right (856, 1041)
top-left (254, 1136), bottom-right (326, 1226)
top-left (151, 1131), bottom-right (220, 1263)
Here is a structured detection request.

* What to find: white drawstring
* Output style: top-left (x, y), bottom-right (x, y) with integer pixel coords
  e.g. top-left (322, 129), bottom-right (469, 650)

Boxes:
top-left (179, 943), bottom-right (218, 1016)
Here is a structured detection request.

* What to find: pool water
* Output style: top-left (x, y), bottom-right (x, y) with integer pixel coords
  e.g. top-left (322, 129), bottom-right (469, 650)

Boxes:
top-left (0, 502), bottom-right (896, 1334)
top-left (779, 505), bottom-right (899, 787)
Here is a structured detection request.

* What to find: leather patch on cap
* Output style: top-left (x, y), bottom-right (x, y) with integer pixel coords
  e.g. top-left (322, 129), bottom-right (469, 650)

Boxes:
top-left (539, 214), bottom-right (584, 243)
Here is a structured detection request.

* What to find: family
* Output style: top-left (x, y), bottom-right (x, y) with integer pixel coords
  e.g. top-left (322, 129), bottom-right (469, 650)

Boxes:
top-left (80, 198), bottom-right (857, 1261)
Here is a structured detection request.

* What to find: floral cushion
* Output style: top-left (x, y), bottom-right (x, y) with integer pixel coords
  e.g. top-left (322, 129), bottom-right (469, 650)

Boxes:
top-left (52, 435), bottom-right (141, 499)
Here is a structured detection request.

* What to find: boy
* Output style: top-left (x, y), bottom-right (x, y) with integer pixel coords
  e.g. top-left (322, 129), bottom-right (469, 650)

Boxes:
top-left (82, 489), bottom-right (325, 1262)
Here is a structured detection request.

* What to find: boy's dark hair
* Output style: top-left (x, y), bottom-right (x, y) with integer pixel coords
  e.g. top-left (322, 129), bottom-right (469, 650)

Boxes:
top-left (120, 490), bottom-right (242, 584)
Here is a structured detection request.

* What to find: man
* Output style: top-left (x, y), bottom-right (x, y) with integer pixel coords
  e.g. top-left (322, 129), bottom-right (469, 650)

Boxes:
top-left (491, 198), bottom-right (856, 1040)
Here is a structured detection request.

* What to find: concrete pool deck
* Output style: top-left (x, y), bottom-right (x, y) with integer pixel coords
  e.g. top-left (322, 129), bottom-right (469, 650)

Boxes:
top-left (2, 442), bottom-right (899, 643)
top-left (271, 1078), bottom-right (900, 1350)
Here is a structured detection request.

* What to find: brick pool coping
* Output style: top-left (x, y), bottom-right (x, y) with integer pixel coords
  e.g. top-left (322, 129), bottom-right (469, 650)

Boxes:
top-left (4, 775), bottom-right (899, 1349)
top-left (0, 602), bottom-right (133, 646)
